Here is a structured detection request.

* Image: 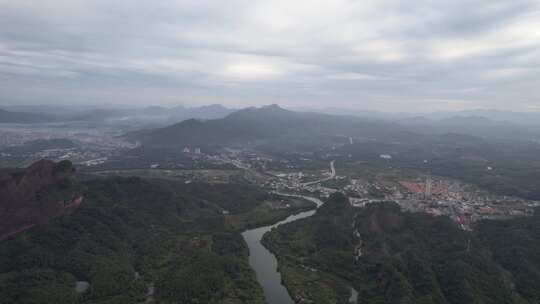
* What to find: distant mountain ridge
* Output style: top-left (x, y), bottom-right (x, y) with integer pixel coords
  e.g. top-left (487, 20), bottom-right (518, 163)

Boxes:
top-left (310, 107), bottom-right (540, 126)
top-left (4, 104), bottom-right (539, 142)
top-left (399, 114), bottom-right (539, 141)
top-left (0, 109), bottom-right (58, 123)
top-left (127, 104), bottom-right (416, 147)
top-left (0, 104), bottom-right (235, 124)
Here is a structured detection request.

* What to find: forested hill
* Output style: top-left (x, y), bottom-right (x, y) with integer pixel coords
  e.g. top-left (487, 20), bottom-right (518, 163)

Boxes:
top-left (0, 176), bottom-right (268, 304)
top-left (264, 193), bottom-right (540, 304)
top-left (126, 105), bottom-right (413, 147)
top-left (476, 212), bottom-right (540, 301)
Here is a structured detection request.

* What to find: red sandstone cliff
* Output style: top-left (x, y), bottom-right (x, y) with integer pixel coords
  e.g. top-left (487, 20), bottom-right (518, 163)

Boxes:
top-left (0, 159), bottom-right (83, 240)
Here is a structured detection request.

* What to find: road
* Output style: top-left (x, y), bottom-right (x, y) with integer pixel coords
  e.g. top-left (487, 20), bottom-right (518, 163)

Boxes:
top-left (301, 160), bottom-right (335, 186)
top-left (270, 191), bottom-right (325, 207)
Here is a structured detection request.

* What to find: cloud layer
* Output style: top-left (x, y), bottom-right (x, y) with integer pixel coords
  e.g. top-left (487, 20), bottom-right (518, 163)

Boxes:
top-left (0, 0), bottom-right (539, 111)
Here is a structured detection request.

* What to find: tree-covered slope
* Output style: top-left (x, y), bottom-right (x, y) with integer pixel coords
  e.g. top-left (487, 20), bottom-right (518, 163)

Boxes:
top-left (127, 105), bottom-right (412, 148)
top-left (264, 194), bottom-right (536, 304)
top-left (476, 211), bottom-right (540, 301)
top-left (0, 177), bottom-right (268, 304)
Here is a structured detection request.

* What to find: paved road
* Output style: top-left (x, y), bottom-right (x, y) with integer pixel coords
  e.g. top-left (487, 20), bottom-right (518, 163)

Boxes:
top-left (301, 160), bottom-right (335, 186)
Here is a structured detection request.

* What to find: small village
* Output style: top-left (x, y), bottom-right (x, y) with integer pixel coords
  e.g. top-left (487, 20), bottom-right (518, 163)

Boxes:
top-left (202, 148), bottom-right (539, 230)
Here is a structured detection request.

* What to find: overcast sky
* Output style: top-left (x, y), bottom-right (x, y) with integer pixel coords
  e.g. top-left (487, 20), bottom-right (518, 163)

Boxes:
top-left (0, 0), bottom-right (539, 112)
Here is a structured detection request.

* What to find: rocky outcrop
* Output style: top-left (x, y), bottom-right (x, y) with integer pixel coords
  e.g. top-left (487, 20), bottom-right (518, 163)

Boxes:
top-left (0, 159), bottom-right (83, 240)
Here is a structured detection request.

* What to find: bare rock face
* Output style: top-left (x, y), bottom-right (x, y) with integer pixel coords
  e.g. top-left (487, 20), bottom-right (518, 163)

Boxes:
top-left (0, 159), bottom-right (83, 240)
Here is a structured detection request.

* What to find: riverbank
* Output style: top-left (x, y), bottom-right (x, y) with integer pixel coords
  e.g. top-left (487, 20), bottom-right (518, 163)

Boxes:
top-left (227, 196), bottom-right (317, 231)
top-left (260, 193), bottom-right (359, 304)
top-left (241, 194), bottom-right (324, 304)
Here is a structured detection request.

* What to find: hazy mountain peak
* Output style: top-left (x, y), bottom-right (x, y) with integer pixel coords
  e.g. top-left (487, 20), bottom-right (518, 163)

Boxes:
top-left (198, 104), bottom-right (228, 110)
top-left (262, 104), bottom-right (283, 110)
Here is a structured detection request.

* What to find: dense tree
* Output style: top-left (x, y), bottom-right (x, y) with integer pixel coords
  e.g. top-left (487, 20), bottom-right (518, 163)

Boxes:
top-left (265, 197), bottom-right (538, 304)
top-left (0, 177), bottom-right (266, 304)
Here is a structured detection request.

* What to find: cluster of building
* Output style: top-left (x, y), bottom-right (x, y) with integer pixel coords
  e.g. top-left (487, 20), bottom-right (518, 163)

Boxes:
top-left (344, 175), bottom-right (538, 230)
top-left (7, 136), bottom-right (528, 232)
top-left (0, 128), bottom-right (70, 146)
top-left (0, 125), bottom-right (137, 167)
top-left (122, 146), bottom-right (540, 231)
top-left (265, 168), bottom-right (340, 198)
top-left (229, 149), bottom-right (539, 230)
top-left (0, 127), bottom-right (135, 149)
top-left (182, 147), bottom-right (202, 154)
top-left (5, 146), bottom-right (116, 168)
top-left (200, 148), bottom-right (275, 171)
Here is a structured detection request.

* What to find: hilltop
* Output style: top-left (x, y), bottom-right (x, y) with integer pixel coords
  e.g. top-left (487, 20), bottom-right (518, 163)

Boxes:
top-left (127, 105), bottom-right (411, 147)
top-left (0, 159), bottom-right (83, 240)
top-left (263, 194), bottom-right (540, 304)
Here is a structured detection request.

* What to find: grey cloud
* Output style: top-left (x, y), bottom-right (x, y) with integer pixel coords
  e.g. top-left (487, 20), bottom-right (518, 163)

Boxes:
top-left (0, 0), bottom-right (539, 112)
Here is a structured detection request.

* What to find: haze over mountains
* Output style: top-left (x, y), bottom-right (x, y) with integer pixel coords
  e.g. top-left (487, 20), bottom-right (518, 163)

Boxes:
top-left (5, 103), bottom-right (540, 121)
top-left (126, 104), bottom-right (540, 147)
top-left (0, 109), bottom-right (57, 124)
top-left (3, 103), bottom-right (540, 146)
top-left (127, 105), bottom-right (415, 148)
top-left (0, 104), bottom-right (234, 125)
top-left (2, 1), bottom-right (540, 303)
top-left (308, 107), bottom-right (540, 126)
top-left (3, 105), bottom-right (540, 303)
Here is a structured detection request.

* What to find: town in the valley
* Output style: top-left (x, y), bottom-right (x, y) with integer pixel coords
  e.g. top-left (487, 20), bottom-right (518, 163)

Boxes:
top-left (1, 124), bottom-right (537, 231)
top-left (77, 145), bottom-right (540, 230)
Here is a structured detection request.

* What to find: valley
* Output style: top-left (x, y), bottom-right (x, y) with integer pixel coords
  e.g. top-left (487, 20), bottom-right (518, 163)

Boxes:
top-left (2, 105), bottom-right (540, 304)
top-left (3, 2), bottom-right (540, 303)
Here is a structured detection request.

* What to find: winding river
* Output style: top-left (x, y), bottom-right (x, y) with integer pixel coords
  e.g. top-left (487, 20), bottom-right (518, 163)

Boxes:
top-left (241, 194), bottom-right (325, 304)
top-left (242, 193), bottom-right (360, 303)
